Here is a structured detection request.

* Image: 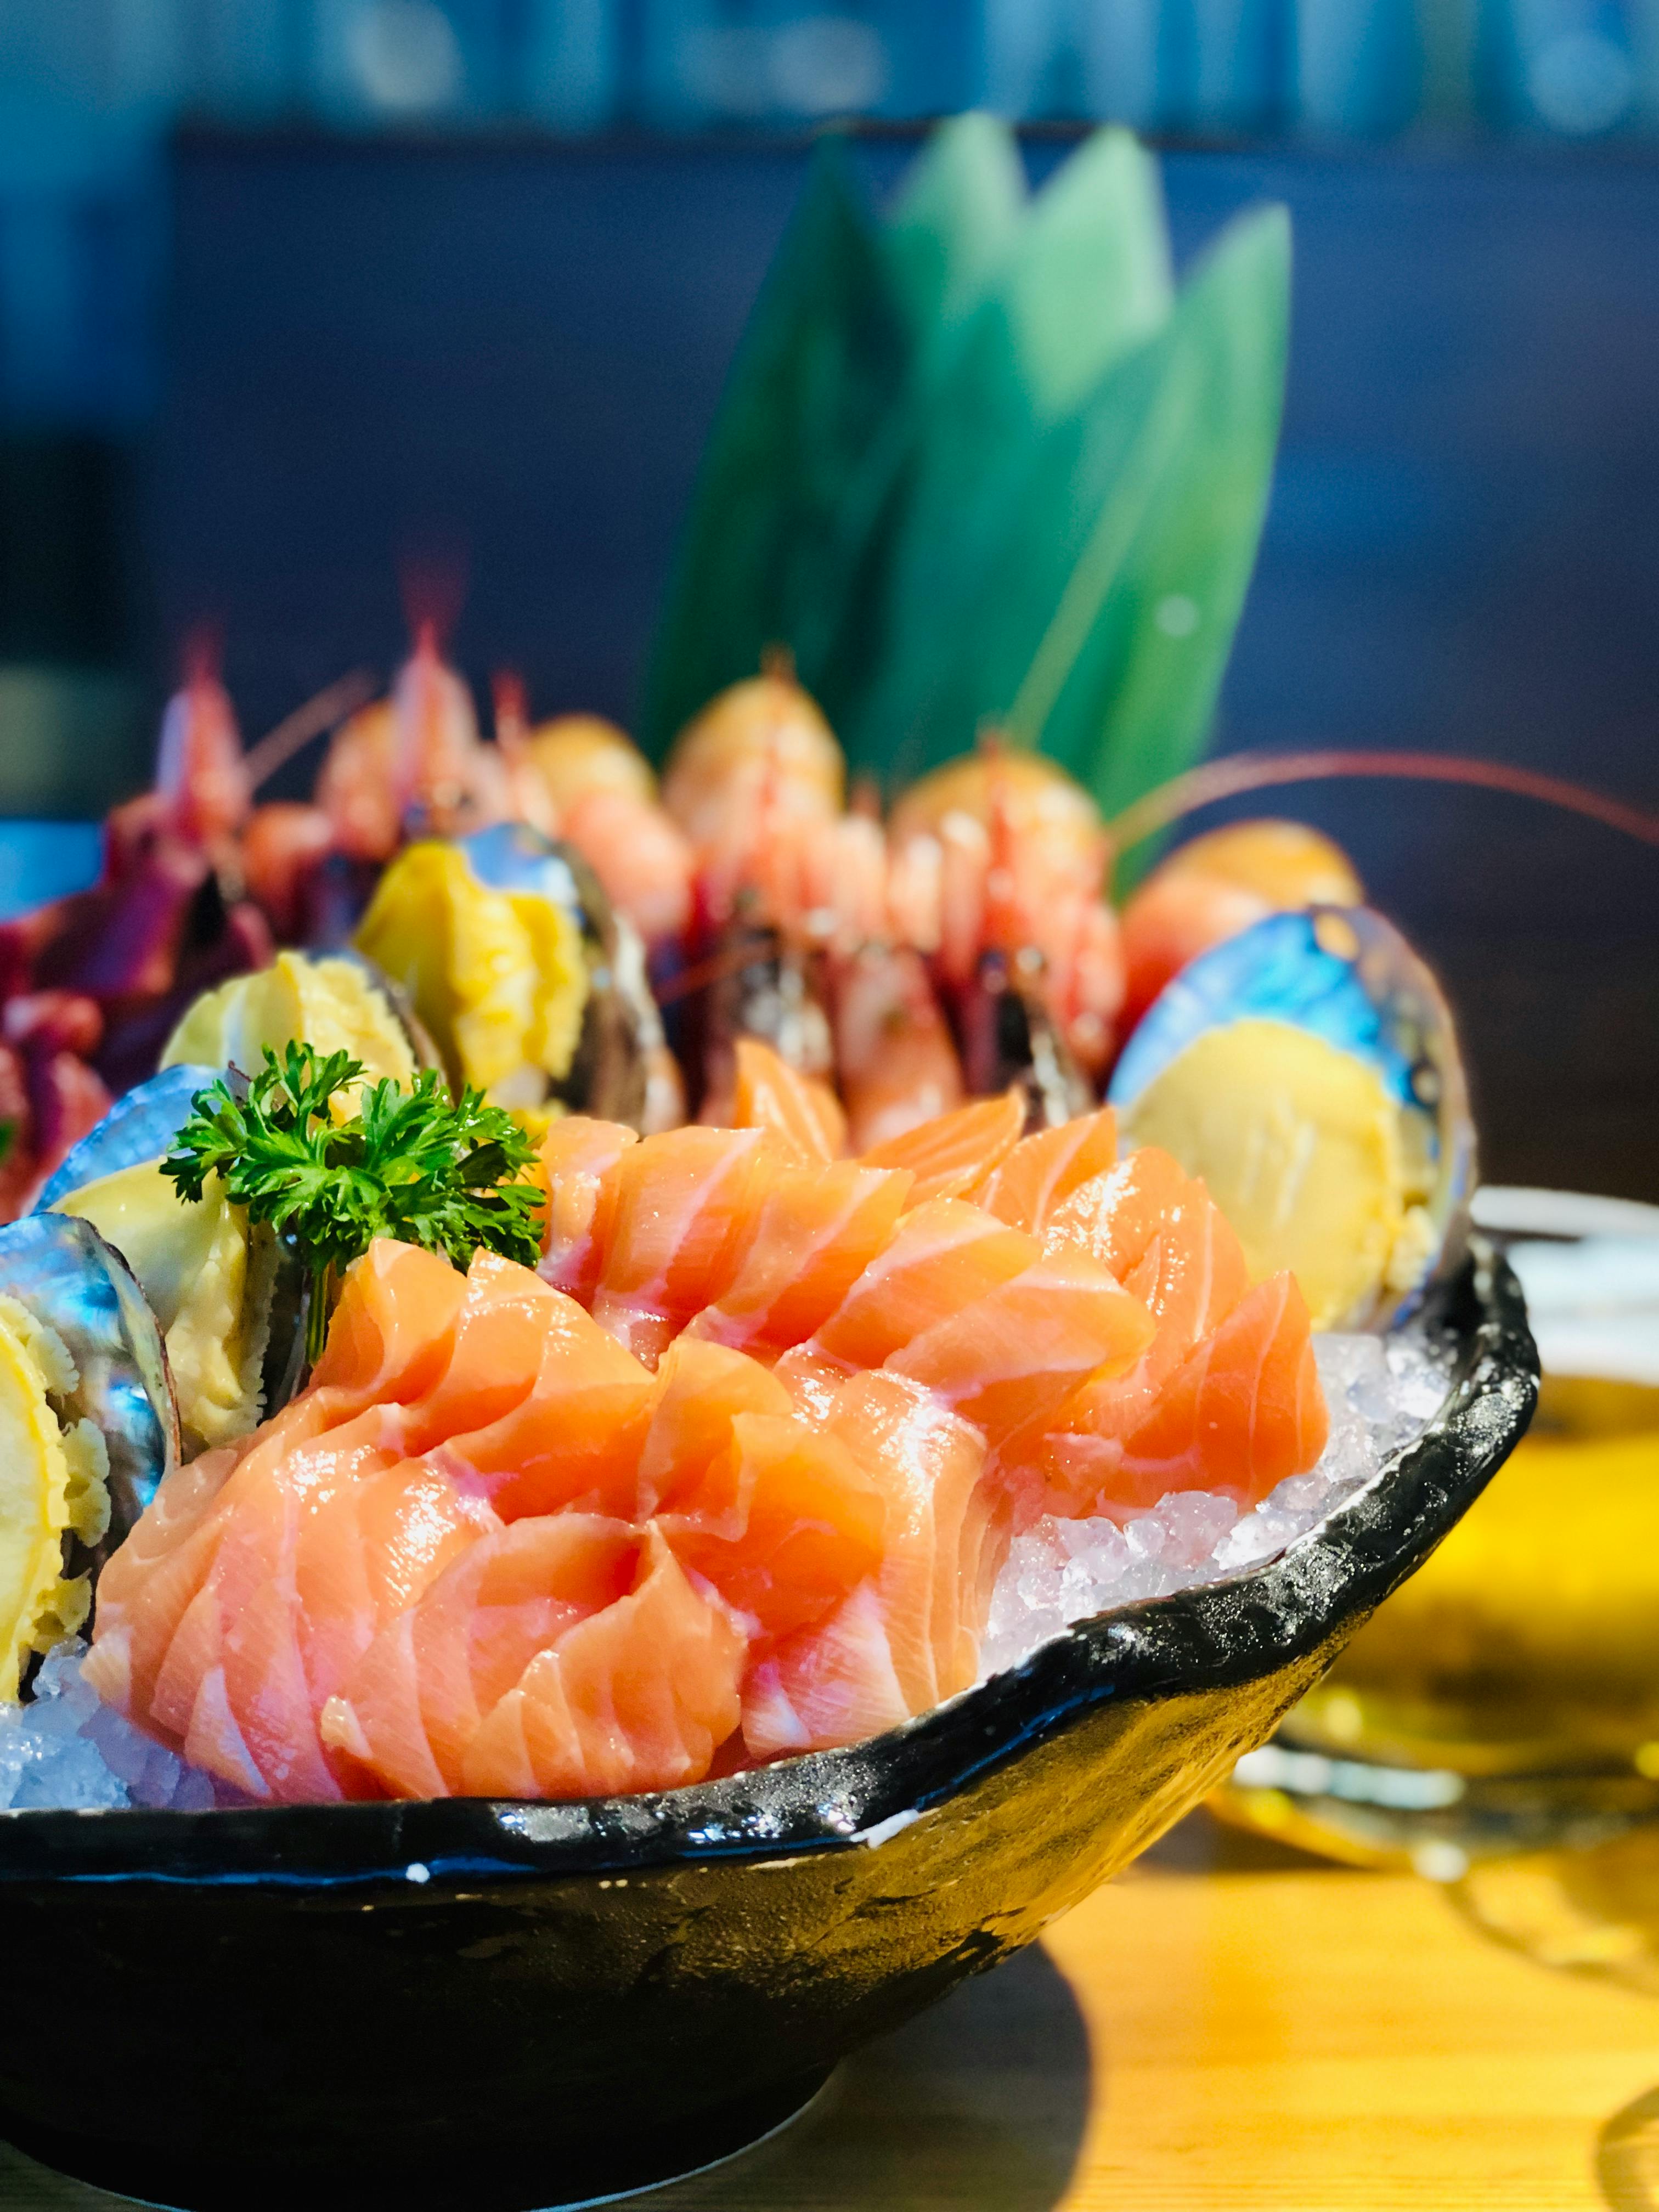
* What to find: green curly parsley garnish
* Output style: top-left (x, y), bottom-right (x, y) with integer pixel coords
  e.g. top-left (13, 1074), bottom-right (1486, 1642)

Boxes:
top-left (162, 1042), bottom-right (545, 1366)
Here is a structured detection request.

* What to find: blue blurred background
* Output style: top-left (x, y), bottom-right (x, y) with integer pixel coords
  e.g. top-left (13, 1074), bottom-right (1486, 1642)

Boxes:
top-left (0, 0), bottom-right (1655, 1195)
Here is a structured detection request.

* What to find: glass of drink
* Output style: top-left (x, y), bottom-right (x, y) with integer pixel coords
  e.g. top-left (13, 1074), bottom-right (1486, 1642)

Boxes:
top-left (1214, 1187), bottom-right (1659, 1880)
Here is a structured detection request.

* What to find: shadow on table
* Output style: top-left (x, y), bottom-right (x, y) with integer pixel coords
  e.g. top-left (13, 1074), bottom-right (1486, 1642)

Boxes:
top-left (1599, 2086), bottom-right (1659, 2210)
top-left (641, 1939), bottom-right (1093, 2212)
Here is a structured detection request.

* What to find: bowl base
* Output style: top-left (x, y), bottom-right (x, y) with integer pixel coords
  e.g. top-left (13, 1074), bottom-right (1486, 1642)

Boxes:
top-left (0, 2069), bottom-right (836, 2212)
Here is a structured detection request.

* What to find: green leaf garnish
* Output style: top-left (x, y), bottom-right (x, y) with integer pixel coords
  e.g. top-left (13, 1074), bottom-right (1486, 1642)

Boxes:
top-left (640, 118), bottom-right (1288, 847)
top-left (161, 1042), bottom-right (545, 1368)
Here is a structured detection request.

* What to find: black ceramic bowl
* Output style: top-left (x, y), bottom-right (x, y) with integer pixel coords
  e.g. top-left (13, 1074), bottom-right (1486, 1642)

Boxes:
top-left (0, 1240), bottom-right (1535, 2212)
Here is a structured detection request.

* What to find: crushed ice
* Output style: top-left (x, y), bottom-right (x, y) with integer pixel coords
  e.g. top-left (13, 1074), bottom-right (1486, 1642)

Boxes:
top-left (1, 1330), bottom-right (1456, 1812)
top-left (0, 1641), bottom-right (216, 1814)
top-left (978, 1325), bottom-right (1457, 1679)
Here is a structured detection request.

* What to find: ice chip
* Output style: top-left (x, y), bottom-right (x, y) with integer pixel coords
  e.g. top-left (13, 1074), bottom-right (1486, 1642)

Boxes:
top-left (1154, 1491), bottom-right (1239, 1567)
top-left (0, 1640), bottom-right (221, 1815)
top-left (172, 1767), bottom-right (218, 1813)
top-left (979, 1319), bottom-right (1449, 1682)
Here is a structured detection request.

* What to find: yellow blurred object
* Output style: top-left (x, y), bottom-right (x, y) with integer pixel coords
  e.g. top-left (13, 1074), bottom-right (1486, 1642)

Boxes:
top-left (1214, 1192), bottom-right (1659, 1867)
top-left (1151, 817), bottom-right (1363, 909)
top-left (662, 672), bottom-right (843, 846)
top-left (0, 1297), bottom-right (110, 1699)
top-left (1120, 1016), bottom-right (1430, 1328)
top-left (1299, 1378), bottom-right (1659, 1775)
top-left (525, 716), bottom-right (657, 812)
top-left (161, 951), bottom-right (417, 1109)
top-left (354, 841), bottom-right (587, 1111)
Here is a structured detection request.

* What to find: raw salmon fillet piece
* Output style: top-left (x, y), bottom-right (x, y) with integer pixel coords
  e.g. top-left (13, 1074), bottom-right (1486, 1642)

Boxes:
top-left (395, 1251), bottom-right (579, 1453)
top-left (1044, 1269), bottom-right (1327, 1521)
top-left (741, 1371), bottom-right (1007, 1759)
top-left (1111, 1270), bottom-right (1327, 1508)
top-left (887, 1248), bottom-right (1155, 1457)
top-left (1035, 1161), bottom-right (1255, 1520)
top-left (809, 1199), bottom-right (1037, 1372)
top-left (969, 1108), bottom-right (1118, 1236)
top-left (728, 1037), bottom-right (847, 1163)
top-left (633, 1336), bottom-right (794, 1517)
top-left (326, 1517), bottom-right (745, 1801)
top-left (308, 1240), bottom-right (471, 1417)
top-left (658, 1403), bottom-right (889, 1649)
top-left (95, 1404), bottom-right (497, 1802)
top-left (861, 1090), bottom-right (1024, 1202)
top-left (459, 1525), bottom-right (745, 1798)
top-left (686, 1160), bottom-right (913, 1359)
top-left (590, 1125), bottom-right (775, 1363)
top-left (426, 1289), bottom-right (656, 1521)
top-left (534, 1116), bottom-right (638, 1301)
top-left (82, 1442), bottom-right (257, 1757)
top-left (1044, 1145), bottom-right (1193, 1283)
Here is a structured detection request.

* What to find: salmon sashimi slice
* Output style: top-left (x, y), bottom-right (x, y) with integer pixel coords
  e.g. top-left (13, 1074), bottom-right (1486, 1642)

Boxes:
top-left (1111, 1269), bottom-right (1327, 1509)
top-left (534, 1116), bottom-right (638, 1301)
top-left (309, 1239), bottom-right (470, 1417)
top-left (1035, 1171), bottom-right (1254, 1517)
top-left (426, 1286), bottom-right (656, 1521)
top-left (87, 1396), bottom-right (347, 1770)
top-left (590, 1125), bottom-right (776, 1364)
top-left (740, 1583), bottom-right (911, 1760)
top-left (970, 1108), bottom-right (1118, 1236)
top-left (1043, 1145), bottom-right (1193, 1283)
top-left (827, 1372), bottom-right (1003, 1709)
top-left (395, 1251), bottom-right (576, 1453)
top-left (727, 1037), bottom-right (847, 1163)
top-left (770, 1343), bottom-right (856, 1426)
top-left (1046, 1270), bottom-right (1328, 1521)
top-left (164, 1436), bottom-right (358, 1802)
top-left (887, 1249), bottom-right (1155, 1456)
top-left (324, 1514), bottom-right (649, 1798)
top-left (634, 1337), bottom-right (793, 1517)
top-left (294, 1454), bottom-right (500, 1722)
top-left (659, 1408), bottom-right (889, 1649)
top-left (458, 1524), bottom-right (745, 1799)
top-left (861, 1090), bottom-right (1025, 1202)
top-left (809, 1199), bottom-right (1037, 1372)
top-left (82, 1441), bottom-right (253, 1736)
top-left (107, 1405), bottom-right (498, 1802)
top-left (686, 1161), bottom-right (913, 1359)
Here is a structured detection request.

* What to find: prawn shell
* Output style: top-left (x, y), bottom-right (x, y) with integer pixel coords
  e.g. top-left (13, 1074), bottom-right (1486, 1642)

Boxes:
top-left (457, 824), bottom-right (669, 1128)
top-left (1108, 906), bottom-right (1475, 1321)
top-left (937, 951), bottom-right (1094, 1130)
top-left (0, 1214), bottom-right (178, 1566)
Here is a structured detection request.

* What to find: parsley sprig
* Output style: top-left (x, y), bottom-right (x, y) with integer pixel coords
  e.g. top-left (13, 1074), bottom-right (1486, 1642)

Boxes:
top-left (162, 1042), bottom-right (545, 1366)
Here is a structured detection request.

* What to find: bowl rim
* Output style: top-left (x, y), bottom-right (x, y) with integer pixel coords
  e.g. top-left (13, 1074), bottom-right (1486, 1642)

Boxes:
top-left (0, 1237), bottom-right (1536, 1891)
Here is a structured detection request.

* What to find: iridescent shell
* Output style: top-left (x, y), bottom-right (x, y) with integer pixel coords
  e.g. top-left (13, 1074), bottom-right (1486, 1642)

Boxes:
top-left (34, 1068), bottom-right (311, 1449)
top-left (0, 1214), bottom-right (178, 1557)
top-left (33, 1065), bottom-right (222, 1216)
top-left (1108, 907), bottom-right (1475, 1325)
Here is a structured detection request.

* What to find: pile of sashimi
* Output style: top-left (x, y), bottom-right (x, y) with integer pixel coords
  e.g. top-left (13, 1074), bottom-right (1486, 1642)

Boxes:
top-left (0, 984), bottom-right (1461, 1812)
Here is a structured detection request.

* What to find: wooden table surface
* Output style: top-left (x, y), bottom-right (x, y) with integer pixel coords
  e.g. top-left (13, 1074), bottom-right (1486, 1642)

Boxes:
top-left (4, 1815), bottom-right (1658, 2212)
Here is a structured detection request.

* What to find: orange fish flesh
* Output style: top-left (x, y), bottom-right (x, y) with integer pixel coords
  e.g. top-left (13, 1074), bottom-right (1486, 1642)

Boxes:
top-left (861, 1090), bottom-right (1025, 1202)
